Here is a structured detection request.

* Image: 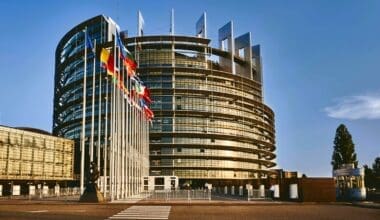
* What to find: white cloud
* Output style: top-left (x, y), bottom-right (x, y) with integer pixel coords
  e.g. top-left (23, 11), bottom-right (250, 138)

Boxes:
top-left (324, 93), bottom-right (380, 120)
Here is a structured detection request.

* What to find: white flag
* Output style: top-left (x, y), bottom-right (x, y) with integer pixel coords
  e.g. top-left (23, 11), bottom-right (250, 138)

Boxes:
top-left (138, 10), bottom-right (144, 36)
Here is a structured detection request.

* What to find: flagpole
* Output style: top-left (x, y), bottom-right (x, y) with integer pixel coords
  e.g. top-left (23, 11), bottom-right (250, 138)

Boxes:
top-left (125, 66), bottom-right (129, 197)
top-left (121, 57), bottom-right (126, 198)
top-left (103, 76), bottom-right (108, 198)
top-left (135, 84), bottom-right (138, 194)
top-left (80, 28), bottom-right (88, 195)
top-left (139, 105), bottom-right (142, 193)
top-left (134, 38), bottom-right (137, 195)
top-left (110, 36), bottom-right (116, 201)
top-left (114, 32), bottom-right (119, 200)
top-left (97, 42), bottom-right (102, 189)
top-left (90, 39), bottom-right (96, 162)
top-left (128, 71), bottom-right (132, 197)
top-left (116, 44), bottom-right (121, 199)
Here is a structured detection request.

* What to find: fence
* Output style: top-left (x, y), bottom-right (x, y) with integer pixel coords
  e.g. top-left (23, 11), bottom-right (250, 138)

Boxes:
top-left (142, 190), bottom-right (212, 201)
top-left (247, 189), bottom-right (273, 201)
top-left (0, 187), bottom-right (81, 201)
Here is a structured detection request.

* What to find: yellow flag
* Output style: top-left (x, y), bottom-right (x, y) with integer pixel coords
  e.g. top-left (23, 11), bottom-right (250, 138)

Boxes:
top-left (100, 48), bottom-right (110, 66)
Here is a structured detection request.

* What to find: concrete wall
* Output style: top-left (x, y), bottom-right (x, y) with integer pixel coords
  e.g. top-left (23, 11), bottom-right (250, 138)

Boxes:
top-left (278, 178), bottom-right (335, 202)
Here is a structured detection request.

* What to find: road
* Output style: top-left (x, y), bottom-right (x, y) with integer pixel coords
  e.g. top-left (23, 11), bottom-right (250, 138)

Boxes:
top-left (0, 201), bottom-right (379, 220)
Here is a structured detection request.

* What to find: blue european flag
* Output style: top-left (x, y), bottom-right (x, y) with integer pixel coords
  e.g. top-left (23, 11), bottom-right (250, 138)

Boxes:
top-left (85, 31), bottom-right (94, 52)
top-left (116, 31), bottom-right (128, 59)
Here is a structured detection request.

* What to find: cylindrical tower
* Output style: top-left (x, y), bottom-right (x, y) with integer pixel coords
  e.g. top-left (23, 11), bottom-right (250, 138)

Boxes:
top-left (125, 34), bottom-right (276, 187)
top-left (53, 14), bottom-right (276, 191)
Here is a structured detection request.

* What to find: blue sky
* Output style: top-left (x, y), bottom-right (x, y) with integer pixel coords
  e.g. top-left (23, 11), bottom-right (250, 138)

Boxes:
top-left (0, 0), bottom-right (379, 176)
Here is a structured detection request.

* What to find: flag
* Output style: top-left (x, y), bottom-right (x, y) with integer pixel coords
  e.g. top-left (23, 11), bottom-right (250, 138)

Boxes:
top-left (107, 53), bottom-right (116, 76)
top-left (138, 10), bottom-right (144, 36)
top-left (131, 76), bottom-right (145, 95)
top-left (85, 31), bottom-right (94, 53)
top-left (142, 87), bottom-right (152, 104)
top-left (100, 48), bottom-right (110, 68)
top-left (116, 31), bottom-right (137, 77)
top-left (124, 56), bottom-right (137, 77)
top-left (100, 48), bottom-right (116, 76)
top-left (129, 89), bottom-right (136, 103)
top-left (170, 9), bottom-right (174, 35)
top-left (139, 97), bottom-right (154, 121)
top-left (134, 81), bottom-right (145, 95)
top-left (143, 106), bottom-right (154, 121)
top-left (116, 31), bottom-right (127, 59)
top-left (139, 98), bottom-right (146, 109)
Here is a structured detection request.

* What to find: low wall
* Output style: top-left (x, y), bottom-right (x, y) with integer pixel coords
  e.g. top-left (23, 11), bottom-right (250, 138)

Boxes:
top-left (279, 178), bottom-right (336, 202)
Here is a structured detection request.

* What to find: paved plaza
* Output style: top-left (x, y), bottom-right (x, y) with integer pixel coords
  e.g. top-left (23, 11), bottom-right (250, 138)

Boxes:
top-left (0, 200), bottom-right (379, 220)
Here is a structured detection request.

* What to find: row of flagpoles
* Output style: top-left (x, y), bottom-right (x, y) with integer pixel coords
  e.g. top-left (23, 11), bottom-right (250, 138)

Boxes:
top-left (80, 27), bottom-right (153, 200)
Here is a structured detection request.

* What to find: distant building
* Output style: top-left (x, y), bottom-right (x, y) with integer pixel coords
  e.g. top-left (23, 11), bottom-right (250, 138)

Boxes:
top-left (270, 169), bottom-right (301, 179)
top-left (143, 176), bottom-right (178, 191)
top-left (0, 125), bottom-right (74, 196)
top-left (333, 163), bottom-right (366, 200)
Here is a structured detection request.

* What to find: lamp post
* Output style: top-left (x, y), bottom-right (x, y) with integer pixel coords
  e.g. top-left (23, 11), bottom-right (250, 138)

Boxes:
top-left (8, 181), bottom-right (13, 199)
top-left (27, 182), bottom-right (32, 200)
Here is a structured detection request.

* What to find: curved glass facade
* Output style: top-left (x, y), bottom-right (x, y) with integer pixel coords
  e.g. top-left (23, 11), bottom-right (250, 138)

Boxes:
top-left (53, 16), bottom-right (149, 198)
top-left (53, 16), bottom-right (114, 174)
top-left (125, 35), bottom-right (276, 186)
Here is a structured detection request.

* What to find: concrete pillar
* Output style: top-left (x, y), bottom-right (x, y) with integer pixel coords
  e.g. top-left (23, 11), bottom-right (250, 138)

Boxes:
top-left (259, 184), bottom-right (265, 198)
top-left (42, 185), bottom-right (49, 196)
top-left (289, 184), bottom-right (298, 199)
top-left (239, 186), bottom-right (243, 196)
top-left (273, 184), bottom-right (280, 198)
top-left (29, 185), bottom-right (36, 196)
top-left (54, 184), bottom-right (60, 196)
top-left (224, 186), bottom-right (228, 195)
top-left (246, 184), bottom-right (253, 197)
top-left (231, 186), bottom-right (235, 195)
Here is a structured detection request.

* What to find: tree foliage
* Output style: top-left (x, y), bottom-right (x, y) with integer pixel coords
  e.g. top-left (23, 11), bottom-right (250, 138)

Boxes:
top-left (331, 124), bottom-right (358, 170)
top-left (364, 165), bottom-right (375, 188)
top-left (364, 157), bottom-right (380, 189)
top-left (373, 157), bottom-right (380, 176)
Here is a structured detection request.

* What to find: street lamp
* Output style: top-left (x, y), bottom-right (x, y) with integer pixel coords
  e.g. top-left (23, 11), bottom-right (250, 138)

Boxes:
top-left (27, 181), bottom-right (33, 200)
top-left (8, 181), bottom-right (13, 199)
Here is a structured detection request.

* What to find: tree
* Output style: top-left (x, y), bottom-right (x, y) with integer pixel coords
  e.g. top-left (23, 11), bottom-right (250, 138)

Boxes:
top-left (331, 124), bottom-right (358, 170)
top-left (372, 157), bottom-right (380, 189)
top-left (364, 165), bottom-right (375, 188)
top-left (372, 157), bottom-right (380, 176)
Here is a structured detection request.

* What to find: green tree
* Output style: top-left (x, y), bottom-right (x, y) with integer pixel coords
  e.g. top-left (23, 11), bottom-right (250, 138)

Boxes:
top-left (331, 124), bottom-right (358, 170)
top-left (364, 165), bottom-right (375, 188)
top-left (372, 157), bottom-right (380, 176)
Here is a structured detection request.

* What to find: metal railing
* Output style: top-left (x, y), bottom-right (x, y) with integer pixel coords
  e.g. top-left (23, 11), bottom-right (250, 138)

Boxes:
top-left (247, 189), bottom-right (272, 201)
top-left (0, 187), bottom-right (81, 201)
top-left (142, 189), bottom-right (212, 201)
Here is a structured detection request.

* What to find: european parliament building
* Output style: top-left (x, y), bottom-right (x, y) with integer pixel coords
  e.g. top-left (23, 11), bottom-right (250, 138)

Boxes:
top-left (53, 14), bottom-right (276, 191)
top-left (135, 14), bottom-right (276, 188)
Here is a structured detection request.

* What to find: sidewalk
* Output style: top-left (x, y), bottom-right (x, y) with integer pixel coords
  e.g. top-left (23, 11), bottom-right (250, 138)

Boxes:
top-left (350, 201), bottom-right (380, 209)
top-left (1, 197), bottom-right (379, 209)
top-left (114, 199), bottom-right (296, 206)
